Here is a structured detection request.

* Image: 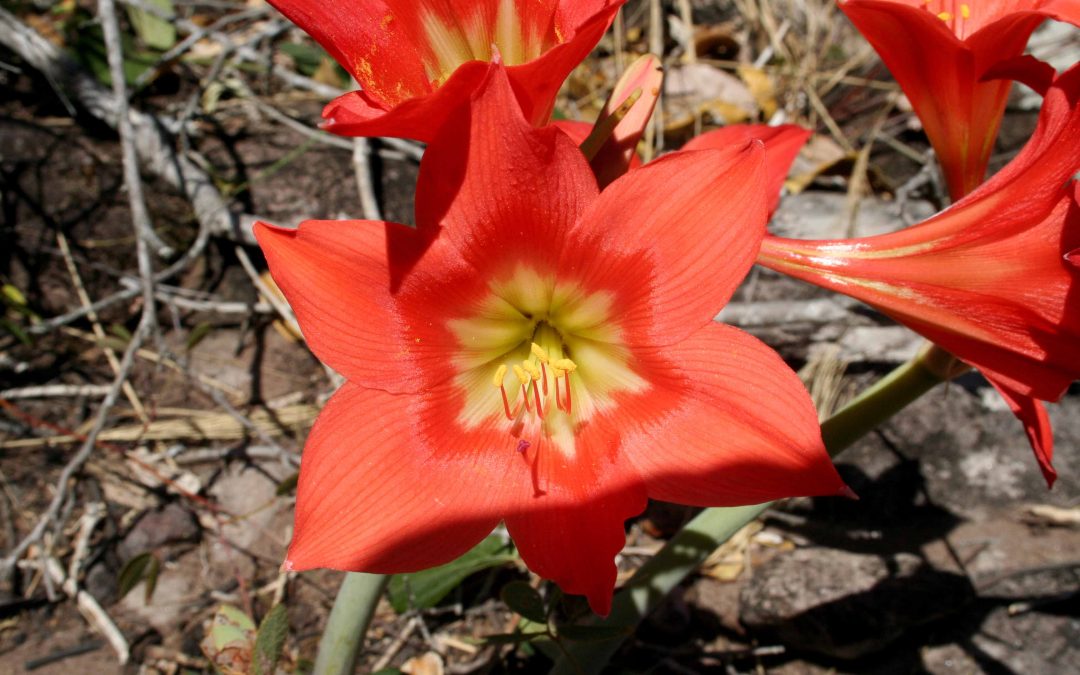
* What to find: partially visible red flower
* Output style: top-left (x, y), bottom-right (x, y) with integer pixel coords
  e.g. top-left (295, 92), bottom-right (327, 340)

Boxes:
top-left (757, 63), bottom-right (1080, 487)
top-left (266, 0), bottom-right (623, 141)
top-left (683, 124), bottom-right (812, 213)
top-left (256, 67), bottom-right (847, 614)
top-left (840, 0), bottom-right (1080, 199)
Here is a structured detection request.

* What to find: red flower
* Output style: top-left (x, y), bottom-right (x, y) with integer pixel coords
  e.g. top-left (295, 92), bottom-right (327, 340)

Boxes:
top-left (757, 64), bottom-right (1080, 487)
top-left (683, 124), bottom-right (812, 213)
top-left (266, 0), bottom-right (623, 141)
top-left (255, 67), bottom-right (847, 614)
top-left (840, 0), bottom-right (1080, 199)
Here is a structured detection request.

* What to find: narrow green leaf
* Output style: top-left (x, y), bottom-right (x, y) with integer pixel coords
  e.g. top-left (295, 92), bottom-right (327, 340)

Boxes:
top-left (125, 0), bottom-right (176, 50)
top-left (388, 536), bottom-right (516, 612)
top-left (109, 323), bottom-right (133, 342)
top-left (482, 632), bottom-right (537, 645)
top-left (185, 321), bottom-right (213, 351)
top-left (500, 581), bottom-right (547, 623)
top-left (1, 318), bottom-right (32, 346)
top-left (252, 603), bottom-right (288, 675)
top-left (275, 472), bottom-right (299, 497)
top-left (555, 624), bottom-right (633, 642)
top-left (2, 284), bottom-right (27, 307)
top-left (117, 552), bottom-right (154, 600)
top-left (143, 554), bottom-right (160, 603)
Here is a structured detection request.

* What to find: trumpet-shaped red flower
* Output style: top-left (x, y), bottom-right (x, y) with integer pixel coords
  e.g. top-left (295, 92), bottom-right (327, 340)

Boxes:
top-left (255, 67), bottom-right (847, 614)
top-left (758, 63), bottom-right (1080, 487)
top-left (266, 0), bottom-right (623, 141)
top-left (840, 0), bottom-right (1080, 199)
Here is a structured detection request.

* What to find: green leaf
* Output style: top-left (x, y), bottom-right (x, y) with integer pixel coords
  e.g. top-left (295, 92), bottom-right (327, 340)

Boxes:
top-left (482, 632), bottom-right (537, 645)
top-left (388, 536), bottom-right (517, 613)
top-left (143, 554), bottom-right (160, 603)
top-left (117, 552), bottom-right (155, 600)
top-left (1, 318), bottom-right (32, 346)
top-left (275, 472), bottom-right (299, 496)
top-left (372, 669), bottom-right (404, 675)
top-left (125, 0), bottom-right (176, 51)
top-left (252, 603), bottom-right (288, 675)
top-left (109, 323), bottom-right (133, 342)
top-left (185, 321), bottom-right (213, 351)
top-left (277, 42), bottom-right (330, 77)
top-left (555, 624), bottom-right (633, 642)
top-left (500, 581), bottom-right (547, 623)
top-left (2, 284), bottom-right (27, 307)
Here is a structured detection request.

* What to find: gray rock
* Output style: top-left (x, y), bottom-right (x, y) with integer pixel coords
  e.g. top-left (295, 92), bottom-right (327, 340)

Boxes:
top-left (739, 548), bottom-right (973, 659)
top-left (117, 502), bottom-right (200, 561)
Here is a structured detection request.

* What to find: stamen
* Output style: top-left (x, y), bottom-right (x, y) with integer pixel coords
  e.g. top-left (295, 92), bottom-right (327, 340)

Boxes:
top-left (937, 11), bottom-right (952, 20)
top-left (960, 4), bottom-right (970, 19)
top-left (530, 343), bottom-right (550, 396)
top-left (492, 364), bottom-right (515, 420)
top-left (552, 366), bottom-right (566, 411)
top-left (513, 365), bottom-right (532, 412)
top-left (563, 371), bottom-right (573, 413)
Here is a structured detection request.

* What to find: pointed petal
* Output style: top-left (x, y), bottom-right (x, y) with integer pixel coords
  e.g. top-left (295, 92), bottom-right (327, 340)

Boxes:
top-left (415, 64), bottom-right (599, 272)
top-left (568, 141), bottom-right (769, 347)
top-left (286, 382), bottom-right (502, 572)
top-left (621, 322), bottom-right (846, 505)
top-left (505, 474), bottom-right (646, 616)
top-left (987, 378), bottom-right (1057, 488)
top-left (839, 0), bottom-right (1040, 198)
top-left (683, 124), bottom-right (812, 212)
top-left (254, 218), bottom-right (484, 393)
top-left (981, 54), bottom-right (1056, 96)
top-left (322, 61), bottom-right (490, 142)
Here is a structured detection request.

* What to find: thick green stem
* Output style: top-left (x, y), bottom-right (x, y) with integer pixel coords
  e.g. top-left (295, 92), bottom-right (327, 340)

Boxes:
top-left (548, 343), bottom-right (952, 674)
top-left (313, 573), bottom-right (389, 675)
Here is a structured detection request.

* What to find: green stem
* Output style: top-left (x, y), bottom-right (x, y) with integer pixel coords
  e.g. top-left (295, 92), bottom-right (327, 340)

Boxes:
top-left (548, 344), bottom-right (950, 674)
top-left (313, 573), bottom-right (389, 675)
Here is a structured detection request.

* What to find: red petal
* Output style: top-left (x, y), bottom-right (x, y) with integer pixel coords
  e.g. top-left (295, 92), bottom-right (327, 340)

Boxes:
top-left (684, 124), bottom-right (812, 213)
top-left (551, 120), bottom-right (644, 171)
top-left (840, 0), bottom-right (1042, 198)
top-left (415, 64), bottom-right (599, 272)
top-left (981, 54), bottom-right (1056, 95)
top-left (987, 378), bottom-right (1057, 488)
top-left (286, 382), bottom-right (503, 572)
top-left (322, 62), bottom-right (490, 142)
top-left (568, 142), bottom-right (769, 347)
top-left (271, 0), bottom-right (623, 140)
top-left (254, 218), bottom-right (481, 393)
top-left (621, 322), bottom-right (846, 505)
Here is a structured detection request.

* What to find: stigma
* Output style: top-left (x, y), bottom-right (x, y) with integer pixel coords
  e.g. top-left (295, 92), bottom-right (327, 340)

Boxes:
top-left (492, 343), bottom-right (578, 421)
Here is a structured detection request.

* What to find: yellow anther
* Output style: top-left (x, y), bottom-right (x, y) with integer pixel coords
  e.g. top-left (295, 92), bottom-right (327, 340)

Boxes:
top-left (521, 361), bottom-right (542, 381)
top-left (937, 11), bottom-right (952, 20)
top-left (492, 364), bottom-right (508, 388)
top-left (553, 358), bottom-right (577, 373)
top-left (512, 365), bottom-right (530, 385)
top-left (551, 366), bottom-right (565, 378)
top-left (530, 342), bottom-right (550, 363)
top-left (960, 4), bottom-right (970, 18)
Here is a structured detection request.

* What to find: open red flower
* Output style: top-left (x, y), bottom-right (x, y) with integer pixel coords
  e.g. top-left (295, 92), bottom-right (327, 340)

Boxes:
top-left (758, 63), bottom-right (1080, 487)
top-left (255, 67), bottom-right (847, 614)
top-left (840, 0), bottom-right (1080, 199)
top-left (266, 0), bottom-right (623, 141)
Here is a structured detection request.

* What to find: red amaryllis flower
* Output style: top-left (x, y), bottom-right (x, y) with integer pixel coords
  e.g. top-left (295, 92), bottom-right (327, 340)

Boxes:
top-left (840, 0), bottom-right (1080, 199)
top-left (255, 68), bottom-right (847, 614)
top-left (757, 63), bottom-right (1080, 487)
top-left (266, 0), bottom-right (623, 141)
top-left (683, 124), bottom-right (812, 213)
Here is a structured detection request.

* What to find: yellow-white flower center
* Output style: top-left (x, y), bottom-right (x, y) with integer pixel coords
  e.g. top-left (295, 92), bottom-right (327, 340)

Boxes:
top-left (421, 0), bottom-right (564, 86)
top-left (448, 266), bottom-right (648, 458)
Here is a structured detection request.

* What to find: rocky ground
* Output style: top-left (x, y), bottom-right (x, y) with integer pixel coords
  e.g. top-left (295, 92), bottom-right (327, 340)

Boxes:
top-left (1, 1), bottom-right (1078, 673)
